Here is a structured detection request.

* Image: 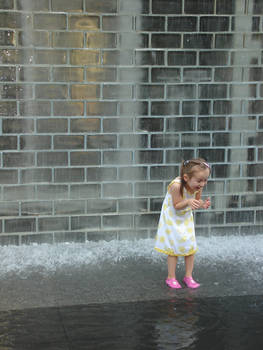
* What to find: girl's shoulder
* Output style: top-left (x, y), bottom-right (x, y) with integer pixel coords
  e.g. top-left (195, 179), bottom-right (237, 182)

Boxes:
top-left (168, 177), bottom-right (181, 192)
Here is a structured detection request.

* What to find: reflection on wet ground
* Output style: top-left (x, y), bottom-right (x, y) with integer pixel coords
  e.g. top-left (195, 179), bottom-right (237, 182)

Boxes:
top-left (0, 295), bottom-right (262, 350)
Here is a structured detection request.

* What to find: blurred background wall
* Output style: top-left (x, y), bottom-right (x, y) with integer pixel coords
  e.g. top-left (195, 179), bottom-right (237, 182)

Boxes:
top-left (0, 0), bottom-right (262, 244)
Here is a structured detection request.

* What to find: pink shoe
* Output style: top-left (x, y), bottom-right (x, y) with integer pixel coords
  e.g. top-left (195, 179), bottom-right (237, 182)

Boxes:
top-left (166, 278), bottom-right (182, 289)
top-left (183, 276), bottom-right (200, 289)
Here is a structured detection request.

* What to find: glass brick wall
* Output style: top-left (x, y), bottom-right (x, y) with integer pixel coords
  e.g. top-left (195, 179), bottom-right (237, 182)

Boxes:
top-left (0, 0), bottom-right (262, 244)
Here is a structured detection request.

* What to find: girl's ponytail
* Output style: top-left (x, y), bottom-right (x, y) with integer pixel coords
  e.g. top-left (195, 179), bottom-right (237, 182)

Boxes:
top-left (180, 160), bottom-right (187, 197)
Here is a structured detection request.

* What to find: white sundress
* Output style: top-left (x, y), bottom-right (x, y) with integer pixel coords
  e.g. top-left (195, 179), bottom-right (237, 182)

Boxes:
top-left (154, 177), bottom-right (197, 257)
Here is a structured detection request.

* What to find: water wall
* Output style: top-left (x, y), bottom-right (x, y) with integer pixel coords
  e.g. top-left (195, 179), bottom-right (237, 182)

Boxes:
top-left (0, 0), bottom-right (262, 245)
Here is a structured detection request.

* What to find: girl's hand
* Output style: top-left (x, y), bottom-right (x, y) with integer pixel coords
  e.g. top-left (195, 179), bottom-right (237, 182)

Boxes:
top-left (202, 197), bottom-right (211, 209)
top-left (188, 198), bottom-right (203, 210)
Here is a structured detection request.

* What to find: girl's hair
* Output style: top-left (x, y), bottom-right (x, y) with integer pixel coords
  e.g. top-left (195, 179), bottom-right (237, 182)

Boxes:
top-left (179, 158), bottom-right (210, 196)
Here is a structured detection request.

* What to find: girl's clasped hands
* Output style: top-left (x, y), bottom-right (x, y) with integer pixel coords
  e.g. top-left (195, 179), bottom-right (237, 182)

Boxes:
top-left (188, 197), bottom-right (211, 210)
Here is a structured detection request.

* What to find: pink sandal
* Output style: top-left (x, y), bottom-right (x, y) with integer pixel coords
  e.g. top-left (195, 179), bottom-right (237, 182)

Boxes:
top-left (183, 276), bottom-right (200, 289)
top-left (166, 278), bottom-right (182, 289)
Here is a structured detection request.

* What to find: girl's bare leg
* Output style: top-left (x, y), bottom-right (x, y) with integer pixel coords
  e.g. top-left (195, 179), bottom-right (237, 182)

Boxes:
top-left (167, 255), bottom-right (178, 279)
top-left (184, 254), bottom-right (194, 277)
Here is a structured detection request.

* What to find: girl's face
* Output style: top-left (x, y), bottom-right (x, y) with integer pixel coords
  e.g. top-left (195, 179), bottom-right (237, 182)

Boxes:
top-left (183, 168), bottom-right (210, 193)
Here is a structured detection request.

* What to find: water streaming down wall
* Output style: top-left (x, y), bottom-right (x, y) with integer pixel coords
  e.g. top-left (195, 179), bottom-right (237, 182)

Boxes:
top-left (0, 0), bottom-right (262, 245)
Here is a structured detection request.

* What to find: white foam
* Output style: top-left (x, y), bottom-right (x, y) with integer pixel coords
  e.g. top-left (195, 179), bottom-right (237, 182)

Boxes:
top-left (0, 235), bottom-right (262, 276)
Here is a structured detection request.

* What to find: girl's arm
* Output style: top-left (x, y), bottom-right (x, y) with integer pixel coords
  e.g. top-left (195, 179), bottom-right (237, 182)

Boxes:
top-left (169, 183), bottom-right (201, 210)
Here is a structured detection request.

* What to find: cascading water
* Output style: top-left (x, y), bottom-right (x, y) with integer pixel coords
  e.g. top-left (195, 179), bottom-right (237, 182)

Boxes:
top-left (1, 2), bottom-right (263, 349)
top-left (1, 235), bottom-right (263, 280)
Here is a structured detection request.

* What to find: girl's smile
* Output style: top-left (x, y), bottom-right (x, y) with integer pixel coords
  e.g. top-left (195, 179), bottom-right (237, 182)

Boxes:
top-left (184, 169), bottom-right (210, 193)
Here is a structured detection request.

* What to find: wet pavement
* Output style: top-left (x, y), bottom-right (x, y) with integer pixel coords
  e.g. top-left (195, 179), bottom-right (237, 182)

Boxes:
top-left (0, 294), bottom-right (263, 350)
top-left (0, 255), bottom-right (262, 311)
top-left (0, 237), bottom-right (262, 349)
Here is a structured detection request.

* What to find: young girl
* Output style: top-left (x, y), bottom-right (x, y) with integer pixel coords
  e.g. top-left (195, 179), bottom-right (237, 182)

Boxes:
top-left (154, 158), bottom-right (211, 289)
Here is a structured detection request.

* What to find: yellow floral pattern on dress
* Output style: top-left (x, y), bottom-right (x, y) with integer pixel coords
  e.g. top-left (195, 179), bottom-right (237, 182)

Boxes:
top-left (159, 236), bottom-right (165, 243)
top-left (179, 235), bottom-right (187, 243)
top-left (166, 219), bottom-right (173, 226)
top-left (184, 218), bottom-right (190, 226)
top-left (154, 177), bottom-right (197, 257)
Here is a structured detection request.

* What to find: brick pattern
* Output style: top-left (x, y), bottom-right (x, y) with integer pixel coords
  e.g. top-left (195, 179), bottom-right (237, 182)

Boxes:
top-left (0, 0), bottom-right (262, 244)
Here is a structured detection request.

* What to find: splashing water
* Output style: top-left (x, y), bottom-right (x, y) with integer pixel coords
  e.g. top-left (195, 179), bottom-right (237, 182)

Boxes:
top-left (0, 235), bottom-right (262, 277)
